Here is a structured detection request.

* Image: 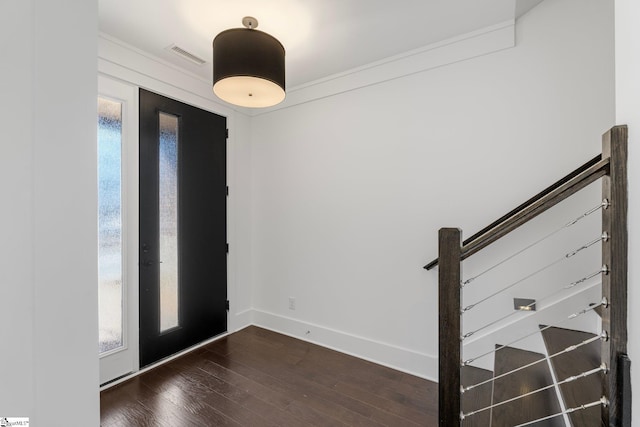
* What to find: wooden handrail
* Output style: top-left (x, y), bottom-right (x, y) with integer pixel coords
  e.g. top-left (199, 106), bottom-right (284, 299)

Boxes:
top-left (424, 154), bottom-right (608, 270)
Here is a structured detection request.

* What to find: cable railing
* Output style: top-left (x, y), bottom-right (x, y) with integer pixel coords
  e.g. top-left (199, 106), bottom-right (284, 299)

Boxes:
top-left (460, 200), bottom-right (607, 288)
top-left (462, 299), bottom-right (607, 367)
top-left (460, 232), bottom-right (606, 318)
top-left (462, 363), bottom-right (608, 421)
top-left (513, 397), bottom-right (610, 427)
top-left (426, 125), bottom-right (629, 426)
top-left (461, 267), bottom-right (606, 340)
top-left (462, 332), bottom-right (606, 393)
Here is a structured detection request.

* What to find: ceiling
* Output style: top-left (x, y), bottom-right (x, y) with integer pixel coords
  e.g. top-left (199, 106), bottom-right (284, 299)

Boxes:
top-left (99, 0), bottom-right (543, 90)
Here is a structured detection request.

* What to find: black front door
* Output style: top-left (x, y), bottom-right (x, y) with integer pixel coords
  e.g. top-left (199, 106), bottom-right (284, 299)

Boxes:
top-left (139, 89), bottom-right (227, 367)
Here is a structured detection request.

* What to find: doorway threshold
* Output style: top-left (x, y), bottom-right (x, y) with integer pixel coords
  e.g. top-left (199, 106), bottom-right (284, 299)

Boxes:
top-left (99, 330), bottom-right (232, 391)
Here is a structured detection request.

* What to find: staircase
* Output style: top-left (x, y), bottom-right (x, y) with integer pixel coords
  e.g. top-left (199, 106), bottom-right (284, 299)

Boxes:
top-left (429, 126), bottom-right (629, 426)
top-left (461, 326), bottom-right (601, 426)
top-left (540, 326), bottom-right (602, 426)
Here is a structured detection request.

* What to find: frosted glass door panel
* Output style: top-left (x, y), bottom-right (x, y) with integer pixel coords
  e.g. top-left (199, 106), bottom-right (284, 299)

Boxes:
top-left (98, 97), bottom-right (123, 354)
top-left (159, 112), bottom-right (179, 332)
top-left (139, 88), bottom-right (227, 367)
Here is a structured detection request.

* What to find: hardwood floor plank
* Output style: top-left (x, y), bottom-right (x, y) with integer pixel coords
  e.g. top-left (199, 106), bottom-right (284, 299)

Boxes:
top-left (284, 399), bottom-right (349, 427)
top-left (332, 380), bottom-right (435, 426)
top-left (102, 376), bottom-right (235, 427)
top-left (198, 359), bottom-right (295, 410)
top-left (204, 342), bottom-right (386, 426)
top-left (293, 350), bottom-right (432, 406)
top-left (212, 327), bottom-right (433, 415)
top-left (155, 354), bottom-right (311, 426)
top-left (243, 328), bottom-right (431, 400)
top-left (100, 326), bottom-right (436, 426)
top-left (206, 331), bottom-right (429, 425)
top-left (153, 365), bottom-right (278, 426)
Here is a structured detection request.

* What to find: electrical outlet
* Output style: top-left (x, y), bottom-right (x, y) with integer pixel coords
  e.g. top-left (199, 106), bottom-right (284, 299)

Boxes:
top-left (288, 297), bottom-right (296, 310)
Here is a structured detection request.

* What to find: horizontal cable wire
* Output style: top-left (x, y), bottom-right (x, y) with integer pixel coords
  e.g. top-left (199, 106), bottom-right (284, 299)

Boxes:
top-left (512, 397), bottom-right (609, 427)
top-left (462, 298), bottom-right (607, 366)
top-left (462, 200), bottom-right (607, 287)
top-left (462, 333), bottom-right (604, 393)
top-left (461, 364), bottom-right (607, 420)
top-left (461, 267), bottom-right (606, 339)
top-left (461, 233), bottom-right (606, 318)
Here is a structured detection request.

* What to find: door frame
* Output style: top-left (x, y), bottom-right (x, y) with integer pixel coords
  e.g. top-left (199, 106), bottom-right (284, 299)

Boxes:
top-left (138, 88), bottom-right (228, 367)
top-left (98, 46), bottom-right (240, 386)
top-left (98, 75), bottom-right (140, 384)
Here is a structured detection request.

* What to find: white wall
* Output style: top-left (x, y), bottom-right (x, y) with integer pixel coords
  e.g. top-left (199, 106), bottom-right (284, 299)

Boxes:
top-left (250, 0), bottom-right (614, 380)
top-left (615, 0), bottom-right (640, 420)
top-left (0, 0), bottom-right (35, 417)
top-left (231, 112), bottom-right (255, 323)
top-left (0, 0), bottom-right (99, 424)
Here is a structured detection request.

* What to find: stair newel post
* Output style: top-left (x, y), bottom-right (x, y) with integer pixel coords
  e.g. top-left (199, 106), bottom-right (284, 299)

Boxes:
top-left (601, 125), bottom-right (628, 426)
top-left (438, 228), bottom-right (462, 426)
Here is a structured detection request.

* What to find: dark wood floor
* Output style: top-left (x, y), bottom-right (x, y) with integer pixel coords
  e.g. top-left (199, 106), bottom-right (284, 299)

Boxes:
top-left (101, 326), bottom-right (438, 426)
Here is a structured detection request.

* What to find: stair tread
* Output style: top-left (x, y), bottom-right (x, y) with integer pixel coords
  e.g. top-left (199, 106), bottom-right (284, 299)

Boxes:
top-left (461, 365), bottom-right (493, 427)
top-left (540, 326), bottom-right (602, 427)
top-left (491, 345), bottom-right (563, 427)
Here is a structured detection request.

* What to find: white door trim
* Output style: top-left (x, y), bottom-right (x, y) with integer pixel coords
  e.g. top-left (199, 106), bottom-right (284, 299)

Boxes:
top-left (98, 75), bottom-right (140, 384)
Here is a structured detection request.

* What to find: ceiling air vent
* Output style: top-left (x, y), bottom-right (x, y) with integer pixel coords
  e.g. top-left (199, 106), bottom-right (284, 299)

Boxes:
top-left (167, 44), bottom-right (207, 66)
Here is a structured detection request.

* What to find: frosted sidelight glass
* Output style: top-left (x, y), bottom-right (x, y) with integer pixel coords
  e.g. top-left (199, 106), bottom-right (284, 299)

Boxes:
top-left (98, 97), bottom-right (123, 354)
top-left (159, 112), bottom-right (180, 332)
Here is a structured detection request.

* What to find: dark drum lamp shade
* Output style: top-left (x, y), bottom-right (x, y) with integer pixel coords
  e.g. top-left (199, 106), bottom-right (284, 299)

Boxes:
top-left (213, 17), bottom-right (285, 108)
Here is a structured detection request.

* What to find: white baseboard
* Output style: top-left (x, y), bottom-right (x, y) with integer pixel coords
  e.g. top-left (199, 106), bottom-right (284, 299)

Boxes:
top-left (251, 309), bottom-right (438, 382)
top-left (229, 308), bottom-right (254, 332)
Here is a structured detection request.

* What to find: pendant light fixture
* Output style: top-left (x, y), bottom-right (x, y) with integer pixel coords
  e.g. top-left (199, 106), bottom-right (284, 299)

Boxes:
top-left (212, 17), bottom-right (286, 108)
